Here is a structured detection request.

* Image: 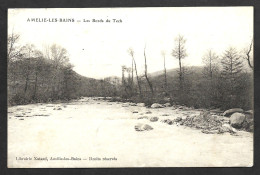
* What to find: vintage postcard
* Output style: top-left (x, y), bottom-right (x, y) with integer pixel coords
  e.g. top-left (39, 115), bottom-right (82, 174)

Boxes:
top-left (7, 7), bottom-right (253, 168)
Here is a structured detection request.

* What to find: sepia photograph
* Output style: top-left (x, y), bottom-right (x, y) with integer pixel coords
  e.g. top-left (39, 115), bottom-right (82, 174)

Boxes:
top-left (7, 7), bottom-right (253, 168)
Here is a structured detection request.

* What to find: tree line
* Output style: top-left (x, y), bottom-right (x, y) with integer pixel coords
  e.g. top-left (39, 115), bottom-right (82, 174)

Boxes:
top-left (120, 35), bottom-right (253, 110)
top-left (7, 33), bottom-right (117, 106)
top-left (8, 32), bottom-right (253, 110)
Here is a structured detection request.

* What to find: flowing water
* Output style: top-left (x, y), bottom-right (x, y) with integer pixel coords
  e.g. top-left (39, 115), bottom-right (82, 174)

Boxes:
top-left (8, 97), bottom-right (253, 167)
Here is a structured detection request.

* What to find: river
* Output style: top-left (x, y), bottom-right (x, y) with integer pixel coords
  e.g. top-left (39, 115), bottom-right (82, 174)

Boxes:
top-left (8, 97), bottom-right (253, 167)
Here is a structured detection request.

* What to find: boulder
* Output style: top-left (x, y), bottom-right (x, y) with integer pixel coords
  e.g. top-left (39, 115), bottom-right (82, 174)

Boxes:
top-left (132, 111), bottom-right (138, 113)
top-left (244, 116), bottom-right (254, 132)
top-left (145, 111), bottom-right (152, 114)
top-left (122, 103), bottom-right (129, 107)
top-left (244, 111), bottom-right (253, 126)
top-left (230, 112), bottom-right (246, 128)
top-left (137, 103), bottom-right (145, 107)
top-left (174, 117), bottom-right (182, 122)
top-left (150, 117), bottom-right (159, 122)
top-left (181, 115), bottom-right (187, 120)
top-left (130, 103), bottom-right (137, 106)
top-left (245, 113), bottom-right (253, 120)
top-left (151, 103), bottom-right (163, 108)
top-left (202, 129), bottom-right (219, 134)
top-left (161, 119), bottom-right (174, 125)
top-left (210, 108), bottom-right (222, 114)
top-left (231, 127), bottom-right (237, 133)
top-left (138, 116), bottom-right (148, 120)
top-left (245, 110), bottom-right (253, 115)
top-left (248, 125), bottom-right (254, 132)
top-left (164, 103), bottom-right (171, 107)
top-left (223, 108), bottom-right (244, 117)
top-left (219, 123), bottom-right (233, 133)
top-left (201, 111), bottom-right (210, 118)
top-left (135, 123), bottom-right (153, 131)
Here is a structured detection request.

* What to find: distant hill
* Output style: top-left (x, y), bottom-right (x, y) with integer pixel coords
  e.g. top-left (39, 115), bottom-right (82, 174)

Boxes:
top-left (103, 66), bottom-right (205, 86)
top-left (70, 71), bottom-right (118, 97)
top-left (149, 66), bottom-right (204, 79)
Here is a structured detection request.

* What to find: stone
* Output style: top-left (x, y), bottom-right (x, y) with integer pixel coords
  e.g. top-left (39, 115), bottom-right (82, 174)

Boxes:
top-left (245, 118), bottom-right (254, 132)
top-left (181, 116), bottom-right (187, 120)
top-left (223, 108), bottom-right (244, 117)
top-left (230, 112), bottom-right (246, 128)
top-left (164, 103), bottom-right (171, 107)
top-left (137, 103), bottom-right (145, 107)
top-left (201, 111), bottom-right (210, 118)
top-left (161, 119), bottom-right (173, 125)
top-left (202, 129), bottom-right (219, 134)
top-left (151, 103), bottom-right (164, 108)
top-left (248, 125), bottom-right (254, 132)
top-left (174, 117), bottom-right (182, 122)
top-left (220, 123), bottom-right (232, 133)
top-left (130, 103), bottom-right (137, 106)
top-left (122, 103), bottom-right (129, 107)
top-left (138, 116), bottom-right (148, 120)
top-left (245, 113), bottom-right (253, 120)
top-left (132, 111), bottom-right (138, 113)
top-left (244, 110), bottom-right (253, 115)
top-left (150, 117), bottom-right (159, 122)
top-left (146, 111), bottom-right (152, 114)
top-left (135, 123), bottom-right (153, 131)
top-left (231, 127), bottom-right (237, 133)
top-left (210, 108), bottom-right (222, 114)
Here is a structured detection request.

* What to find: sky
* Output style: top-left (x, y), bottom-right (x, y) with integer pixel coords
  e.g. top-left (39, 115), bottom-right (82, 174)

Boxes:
top-left (8, 7), bottom-right (253, 79)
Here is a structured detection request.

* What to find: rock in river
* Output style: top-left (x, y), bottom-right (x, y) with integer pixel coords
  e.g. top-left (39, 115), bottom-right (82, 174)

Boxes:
top-left (150, 117), bottom-right (159, 122)
top-left (230, 112), bottom-right (246, 129)
top-left (223, 108), bottom-right (244, 117)
top-left (137, 103), bottom-right (146, 107)
top-left (164, 103), bottom-right (171, 107)
top-left (151, 103), bottom-right (163, 108)
top-left (135, 123), bottom-right (153, 131)
top-left (174, 117), bottom-right (182, 122)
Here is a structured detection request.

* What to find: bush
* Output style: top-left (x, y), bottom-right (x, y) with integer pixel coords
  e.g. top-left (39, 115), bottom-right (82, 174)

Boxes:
top-left (9, 93), bottom-right (30, 106)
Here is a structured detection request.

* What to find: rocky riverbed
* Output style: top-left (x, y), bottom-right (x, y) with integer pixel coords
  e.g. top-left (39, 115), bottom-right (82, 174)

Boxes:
top-left (8, 97), bottom-right (253, 167)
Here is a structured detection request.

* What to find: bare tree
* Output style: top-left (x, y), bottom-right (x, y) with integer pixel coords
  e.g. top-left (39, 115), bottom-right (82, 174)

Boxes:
top-left (161, 50), bottom-right (167, 92)
top-left (128, 48), bottom-right (142, 97)
top-left (121, 65), bottom-right (126, 85)
top-left (131, 58), bottom-right (134, 87)
top-left (243, 39), bottom-right (253, 70)
top-left (21, 44), bottom-right (35, 93)
top-left (202, 49), bottom-right (219, 79)
top-left (121, 65), bottom-right (130, 96)
top-left (172, 35), bottom-right (187, 89)
top-left (8, 33), bottom-right (23, 63)
top-left (31, 50), bottom-right (44, 99)
top-left (43, 44), bottom-right (70, 97)
top-left (50, 44), bottom-right (70, 68)
top-left (8, 32), bottom-right (23, 95)
top-left (144, 45), bottom-right (154, 95)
